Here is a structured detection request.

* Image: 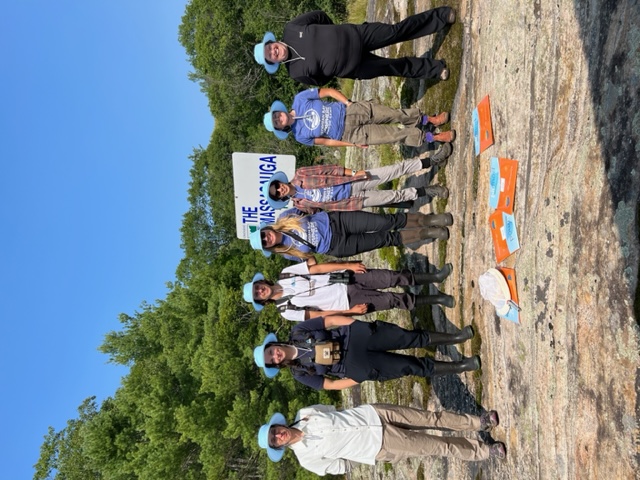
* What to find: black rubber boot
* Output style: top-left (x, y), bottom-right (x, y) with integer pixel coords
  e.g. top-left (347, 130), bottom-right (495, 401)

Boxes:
top-left (414, 292), bottom-right (456, 308)
top-left (431, 355), bottom-right (481, 375)
top-left (423, 213), bottom-right (454, 227)
top-left (427, 326), bottom-right (474, 346)
top-left (413, 263), bottom-right (453, 283)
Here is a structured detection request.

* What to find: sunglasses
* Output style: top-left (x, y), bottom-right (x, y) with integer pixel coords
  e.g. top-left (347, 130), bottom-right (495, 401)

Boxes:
top-left (270, 181), bottom-right (283, 200)
top-left (260, 230), bottom-right (268, 248)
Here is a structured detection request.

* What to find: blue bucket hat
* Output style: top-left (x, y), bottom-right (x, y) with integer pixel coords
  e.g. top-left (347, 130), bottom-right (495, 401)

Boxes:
top-left (249, 222), bottom-right (272, 257)
top-left (261, 171), bottom-right (291, 209)
top-left (253, 332), bottom-right (280, 378)
top-left (263, 100), bottom-right (290, 140)
top-left (243, 272), bottom-right (266, 311)
top-left (254, 32), bottom-right (280, 74)
top-left (258, 412), bottom-right (287, 462)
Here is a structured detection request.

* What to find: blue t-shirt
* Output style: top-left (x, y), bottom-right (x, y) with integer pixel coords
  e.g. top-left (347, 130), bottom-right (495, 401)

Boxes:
top-left (279, 209), bottom-right (333, 261)
top-left (291, 89), bottom-right (346, 146)
top-left (293, 184), bottom-right (352, 203)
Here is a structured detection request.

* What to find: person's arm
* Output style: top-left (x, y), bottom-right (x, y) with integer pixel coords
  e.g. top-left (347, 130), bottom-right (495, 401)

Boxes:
top-left (292, 75), bottom-right (325, 87)
top-left (308, 261), bottom-right (366, 274)
top-left (322, 377), bottom-right (360, 390)
top-left (314, 138), bottom-right (368, 148)
top-left (317, 88), bottom-right (350, 104)
top-left (323, 315), bottom-right (356, 328)
top-left (304, 306), bottom-right (367, 321)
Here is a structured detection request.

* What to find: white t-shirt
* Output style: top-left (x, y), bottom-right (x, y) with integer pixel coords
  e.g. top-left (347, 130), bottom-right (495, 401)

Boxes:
top-left (277, 262), bottom-right (349, 321)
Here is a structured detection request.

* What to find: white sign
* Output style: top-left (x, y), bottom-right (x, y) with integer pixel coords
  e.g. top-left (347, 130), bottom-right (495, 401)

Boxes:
top-left (232, 152), bottom-right (297, 239)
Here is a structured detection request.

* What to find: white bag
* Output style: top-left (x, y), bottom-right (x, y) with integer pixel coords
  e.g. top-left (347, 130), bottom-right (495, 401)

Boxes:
top-left (478, 269), bottom-right (512, 316)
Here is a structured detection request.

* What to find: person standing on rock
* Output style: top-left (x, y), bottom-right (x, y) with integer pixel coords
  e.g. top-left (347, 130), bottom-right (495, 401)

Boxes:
top-left (253, 316), bottom-right (480, 390)
top-left (249, 210), bottom-right (453, 262)
top-left (263, 87), bottom-right (455, 148)
top-left (257, 404), bottom-right (505, 475)
top-left (243, 258), bottom-right (455, 321)
top-left (261, 156), bottom-right (449, 214)
top-left (253, 7), bottom-right (457, 85)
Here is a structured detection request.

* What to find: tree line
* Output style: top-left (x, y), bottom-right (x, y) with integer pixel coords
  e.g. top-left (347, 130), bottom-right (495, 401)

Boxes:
top-left (34, 0), bottom-right (348, 478)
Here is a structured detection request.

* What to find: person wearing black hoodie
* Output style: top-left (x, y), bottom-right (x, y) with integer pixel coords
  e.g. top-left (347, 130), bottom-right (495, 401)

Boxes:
top-left (253, 7), bottom-right (456, 85)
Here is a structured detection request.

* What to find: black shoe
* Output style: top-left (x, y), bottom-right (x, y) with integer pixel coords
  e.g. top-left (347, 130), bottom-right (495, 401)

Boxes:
top-left (415, 186), bottom-right (448, 200)
top-left (447, 8), bottom-right (457, 24)
top-left (423, 185), bottom-right (449, 199)
top-left (431, 143), bottom-right (452, 166)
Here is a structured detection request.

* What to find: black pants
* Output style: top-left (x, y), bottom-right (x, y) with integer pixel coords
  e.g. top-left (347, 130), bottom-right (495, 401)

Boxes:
top-left (351, 7), bottom-right (452, 79)
top-left (347, 269), bottom-right (416, 311)
top-left (344, 321), bottom-right (434, 382)
top-left (326, 211), bottom-right (407, 258)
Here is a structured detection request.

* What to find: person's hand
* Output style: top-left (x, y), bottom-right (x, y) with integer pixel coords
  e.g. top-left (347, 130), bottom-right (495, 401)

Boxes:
top-left (355, 144), bottom-right (369, 149)
top-left (349, 262), bottom-right (367, 274)
top-left (354, 170), bottom-right (370, 179)
top-left (349, 304), bottom-right (369, 315)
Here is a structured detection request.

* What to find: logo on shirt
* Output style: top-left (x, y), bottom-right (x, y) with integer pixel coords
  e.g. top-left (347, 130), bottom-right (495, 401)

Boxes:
top-left (302, 108), bottom-right (320, 131)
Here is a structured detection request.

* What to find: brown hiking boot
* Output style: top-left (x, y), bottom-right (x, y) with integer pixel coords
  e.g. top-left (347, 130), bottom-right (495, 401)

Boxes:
top-left (426, 130), bottom-right (456, 143)
top-left (480, 411), bottom-right (499, 431)
top-left (425, 111), bottom-right (450, 126)
top-left (489, 442), bottom-right (507, 459)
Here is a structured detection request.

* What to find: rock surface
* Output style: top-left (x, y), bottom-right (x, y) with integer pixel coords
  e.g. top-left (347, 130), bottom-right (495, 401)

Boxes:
top-left (344, 0), bottom-right (640, 479)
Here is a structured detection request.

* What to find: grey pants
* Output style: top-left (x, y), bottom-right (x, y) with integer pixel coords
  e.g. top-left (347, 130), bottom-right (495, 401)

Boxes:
top-left (346, 269), bottom-right (416, 311)
top-left (350, 159), bottom-right (423, 206)
top-left (342, 101), bottom-right (424, 147)
top-left (372, 404), bottom-right (491, 462)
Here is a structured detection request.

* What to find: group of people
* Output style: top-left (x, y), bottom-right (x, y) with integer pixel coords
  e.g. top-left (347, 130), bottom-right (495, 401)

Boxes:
top-left (255, 7), bottom-right (458, 150)
top-left (241, 6), bottom-right (507, 476)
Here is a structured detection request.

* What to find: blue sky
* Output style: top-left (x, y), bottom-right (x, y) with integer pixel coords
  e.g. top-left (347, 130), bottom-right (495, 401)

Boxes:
top-left (0, 2), bottom-right (213, 478)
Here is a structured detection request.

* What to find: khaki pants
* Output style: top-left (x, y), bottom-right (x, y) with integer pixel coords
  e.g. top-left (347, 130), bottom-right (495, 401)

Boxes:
top-left (372, 404), bottom-right (491, 462)
top-left (342, 101), bottom-right (424, 147)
